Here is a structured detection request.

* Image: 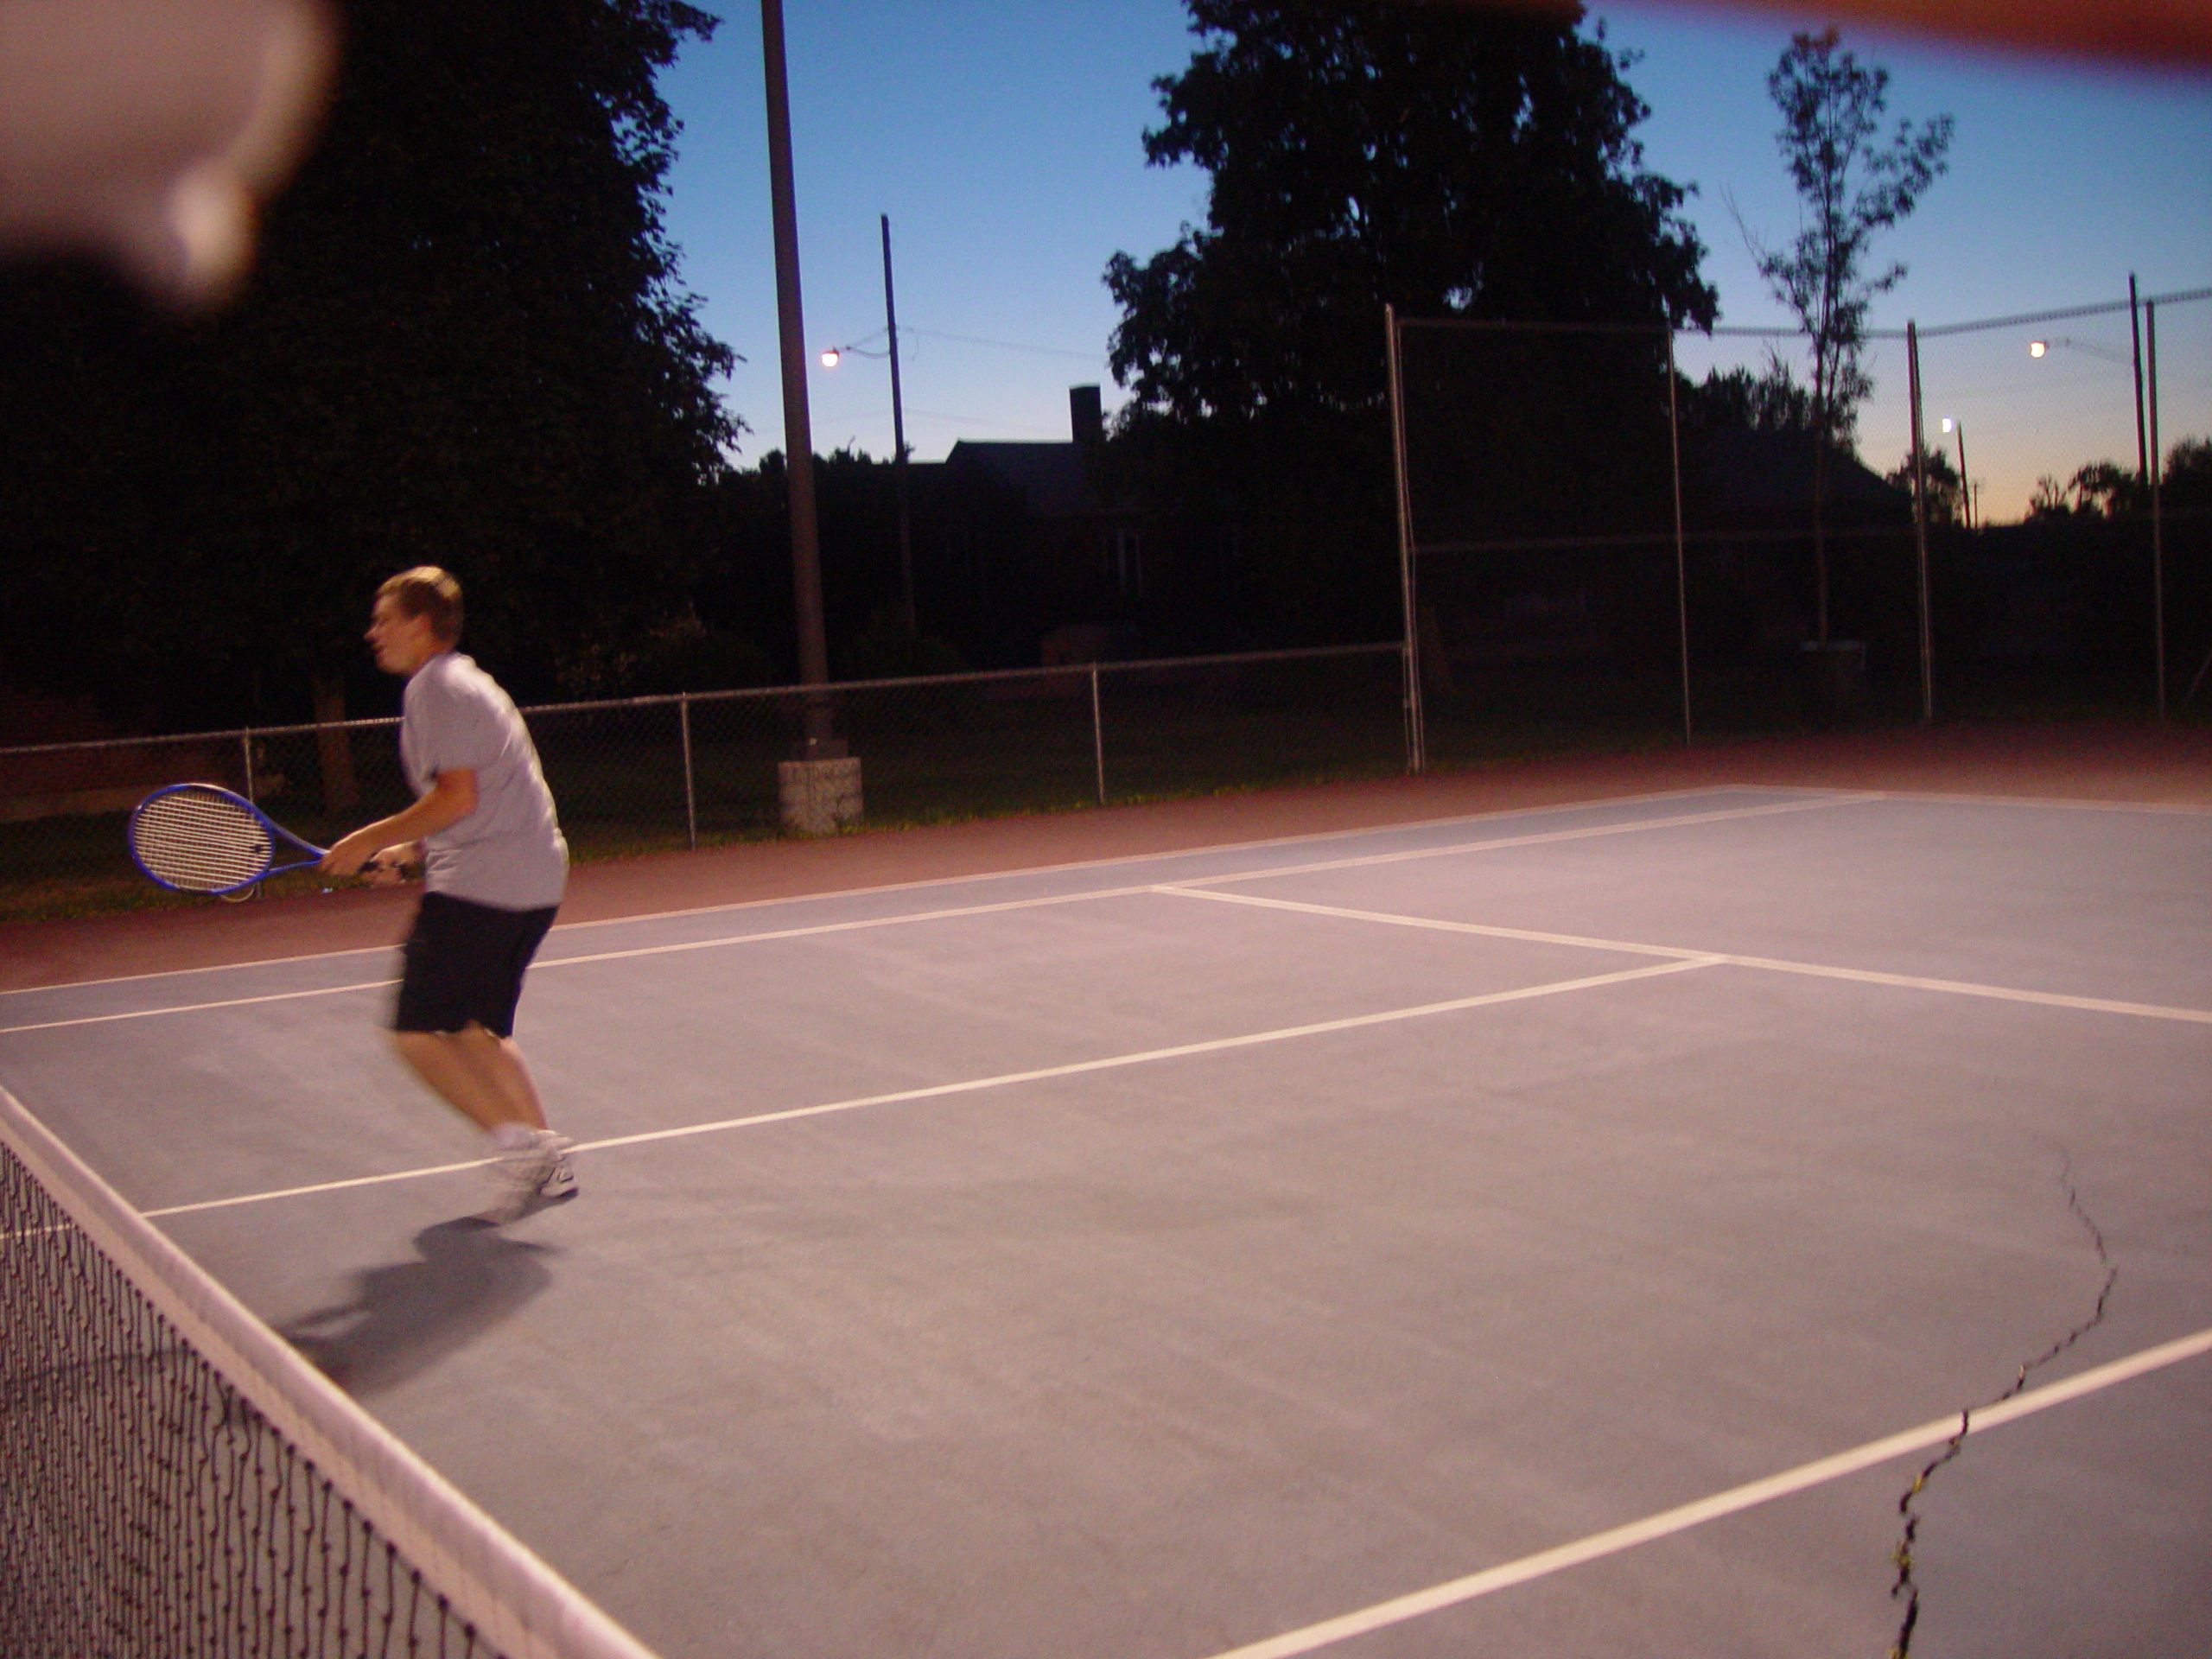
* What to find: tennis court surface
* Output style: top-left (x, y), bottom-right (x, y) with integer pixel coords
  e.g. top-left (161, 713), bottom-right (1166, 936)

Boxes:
top-left (4, 776), bottom-right (2208, 1656)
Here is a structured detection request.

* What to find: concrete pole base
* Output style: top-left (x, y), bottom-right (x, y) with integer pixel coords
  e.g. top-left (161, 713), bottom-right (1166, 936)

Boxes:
top-left (779, 755), bottom-right (862, 836)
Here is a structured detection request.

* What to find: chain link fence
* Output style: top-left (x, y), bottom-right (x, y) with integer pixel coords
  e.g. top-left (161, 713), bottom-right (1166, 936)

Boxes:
top-left (1389, 284), bottom-right (2212, 748)
top-left (0, 645), bottom-right (1407, 922)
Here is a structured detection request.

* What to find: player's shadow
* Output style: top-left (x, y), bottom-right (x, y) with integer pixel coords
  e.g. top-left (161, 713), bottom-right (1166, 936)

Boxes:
top-left (283, 1217), bottom-right (554, 1396)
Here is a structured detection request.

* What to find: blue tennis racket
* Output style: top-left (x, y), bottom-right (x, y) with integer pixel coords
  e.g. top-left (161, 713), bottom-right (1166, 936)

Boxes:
top-left (128, 784), bottom-right (328, 895)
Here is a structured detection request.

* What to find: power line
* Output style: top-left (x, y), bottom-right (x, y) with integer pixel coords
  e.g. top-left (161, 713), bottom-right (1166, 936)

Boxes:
top-left (904, 327), bottom-right (1104, 362)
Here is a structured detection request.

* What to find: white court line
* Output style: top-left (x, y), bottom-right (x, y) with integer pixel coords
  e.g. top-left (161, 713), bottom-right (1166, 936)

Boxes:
top-left (0, 889), bottom-right (1155, 1034)
top-left (1195, 1324), bottom-right (2212, 1659)
top-left (1163, 888), bottom-right (2212, 1026)
top-left (0, 976), bottom-right (405, 1034)
top-left (0, 785), bottom-right (1772, 999)
top-left (1846, 788), bottom-right (2212, 817)
top-left (9, 782), bottom-right (2200, 1004)
top-left (143, 956), bottom-right (1723, 1217)
top-left (0, 795), bottom-right (1850, 1035)
top-left (1177, 793), bottom-right (1872, 889)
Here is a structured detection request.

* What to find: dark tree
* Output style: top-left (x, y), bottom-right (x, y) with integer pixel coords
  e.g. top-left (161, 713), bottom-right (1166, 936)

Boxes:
top-left (0, 0), bottom-right (734, 734)
top-left (2158, 436), bottom-right (2211, 508)
top-left (1885, 445), bottom-right (1964, 524)
top-left (1679, 358), bottom-right (1817, 434)
top-left (1108, 0), bottom-right (1713, 423)
top-left (1750, 29), bottom-right (1949, 641)
top-left (1100, 0), bottom-right (1712, 646)
top-left (1752, 30), bottom-right (1949, 453)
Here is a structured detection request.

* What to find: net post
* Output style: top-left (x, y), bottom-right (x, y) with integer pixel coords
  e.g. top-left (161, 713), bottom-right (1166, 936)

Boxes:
top-left (1664, 328), bottom-right (1691, 747)
top-left (679, 694), bottom-right (698, 849)
top-left (1385, 303), bottom-right (1424, 773)
top-left (1090, 664), bottom-right (1106, 804)
top-left (2146, 300), bottom-right (2164, 724)
top-left (1907, 321), bottom-right (1934, 724)
top-left (240, 729), bottom-right (257, 803)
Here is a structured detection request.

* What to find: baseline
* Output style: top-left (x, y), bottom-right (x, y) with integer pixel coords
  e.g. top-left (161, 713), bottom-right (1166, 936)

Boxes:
top-left (10, 781), bottom-right (2198, 1003)
top-left (0, 792), bottom-right (1857, 1036)
top-left (0, 785), bottom-right (1779, 998)
top-left (1196, 1324), bottom-right (2212, 1659)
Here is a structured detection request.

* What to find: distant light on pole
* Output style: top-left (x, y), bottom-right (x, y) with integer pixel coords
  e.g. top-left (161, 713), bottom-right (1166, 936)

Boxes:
top-left (1940, 418), bottom-right (1971, 530)
top-left (2030, 325), bottom-right (2150, 485)
top-left (2031, 335), bottom-right (2127, 364)
top-left (818, 347), bottom-right (840, 367)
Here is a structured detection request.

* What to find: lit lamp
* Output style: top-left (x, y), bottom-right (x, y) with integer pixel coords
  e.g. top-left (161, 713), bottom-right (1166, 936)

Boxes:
top-left (1941, 417), bottom-right (1972, 531)
top-left (2030, 330), bottom-right (2150, 491)
top-left (817, 214), bottom-right (915, 631)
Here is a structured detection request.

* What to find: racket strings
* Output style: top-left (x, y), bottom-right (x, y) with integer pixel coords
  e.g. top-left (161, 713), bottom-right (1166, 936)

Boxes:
top-left (130, 790), bottom-right (275, 892)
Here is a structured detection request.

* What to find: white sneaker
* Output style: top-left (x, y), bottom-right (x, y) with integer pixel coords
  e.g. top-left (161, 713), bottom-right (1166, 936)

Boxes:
top-left (537, 1145), bottom-right (579, 1202)
top-left (481, 1131), bottom-right (576, 1223)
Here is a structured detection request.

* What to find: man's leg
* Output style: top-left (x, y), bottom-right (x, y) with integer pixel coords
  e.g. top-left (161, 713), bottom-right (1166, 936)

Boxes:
top-left (390, 1023), bottom-right (545, 1133)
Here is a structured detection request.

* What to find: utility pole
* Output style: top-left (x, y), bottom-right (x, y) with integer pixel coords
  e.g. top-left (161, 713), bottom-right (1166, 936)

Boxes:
top-left (2129, 273), bottom-right (2149, 485)
top-left (760, 0), bottom-right (835, 754)
top-left (882, 213), bottom-right (915, 634)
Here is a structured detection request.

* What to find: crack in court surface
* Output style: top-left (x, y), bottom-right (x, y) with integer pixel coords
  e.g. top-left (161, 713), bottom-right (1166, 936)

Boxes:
top-left (1885, 1154), bottom-right (2120, 1658)
top-left (1191, 1326), bottom-right (2212, 1659)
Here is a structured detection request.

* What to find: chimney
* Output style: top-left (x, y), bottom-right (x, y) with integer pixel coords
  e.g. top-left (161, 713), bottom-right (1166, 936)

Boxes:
top-left (1069, 384), bottom-right (1103, 449)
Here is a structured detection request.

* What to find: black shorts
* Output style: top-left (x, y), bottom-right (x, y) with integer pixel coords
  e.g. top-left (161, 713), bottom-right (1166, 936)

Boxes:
top-left (392, 892), bottom-right (558, 1039)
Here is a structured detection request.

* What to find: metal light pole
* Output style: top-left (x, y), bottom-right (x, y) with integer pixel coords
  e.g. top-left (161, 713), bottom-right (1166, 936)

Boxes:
top-left (2130, 273), bottom-right (2150, 484)
top-left (2148, 299), bottom-right (2165, 722)
top-left (2031, 325), bottom-right (2147, 499)
top-left (881, 213), bottom-right (915, 634)
top-left (760, 0), bottom-right (836, 754)
top-left (1942, 417), bottom-right (1971, 531)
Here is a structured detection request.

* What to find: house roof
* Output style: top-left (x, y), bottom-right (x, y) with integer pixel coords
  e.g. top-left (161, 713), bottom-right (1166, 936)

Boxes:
top-left (944, 441), bottom-right (1107, 518)
top-left (1688, 428), bottom-right (1911, 517)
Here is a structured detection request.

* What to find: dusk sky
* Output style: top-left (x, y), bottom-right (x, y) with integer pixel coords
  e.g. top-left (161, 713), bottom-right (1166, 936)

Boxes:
top-left (652, 2), bottom-right (2212, 521)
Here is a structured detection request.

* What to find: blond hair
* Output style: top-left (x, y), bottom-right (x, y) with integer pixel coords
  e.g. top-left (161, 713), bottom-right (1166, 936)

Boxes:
top-left (376, 567), bottom-right (463, 645)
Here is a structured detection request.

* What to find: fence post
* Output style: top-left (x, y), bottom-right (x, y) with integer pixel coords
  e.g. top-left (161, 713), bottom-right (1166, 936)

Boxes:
top-left (1385, 302), bottom-right (1425, 773)
top-left (240, 731), bottom-right (257, 803)
top-left (679, 694), bottom-right (698, 849)
top-left (1665, 328), bottom-right (1692, 747)
top-left (1907, 321), bottom-right (1934, 724)
top-left (1090, 665), bottom-right (1106, 804)
top-left (2146, 300), bottom-right (2164, 724)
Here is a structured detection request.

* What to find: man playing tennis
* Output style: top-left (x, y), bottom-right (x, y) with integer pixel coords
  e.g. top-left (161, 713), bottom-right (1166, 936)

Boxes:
top-left (320, 567), bottom-right (576, 1224)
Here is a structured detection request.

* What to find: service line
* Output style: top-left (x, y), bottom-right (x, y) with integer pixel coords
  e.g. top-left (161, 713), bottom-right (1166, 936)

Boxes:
top-left (143, 955), bottom-right (1722, 1217)
top-left (1162, 887), bottom-right (2212, 1025)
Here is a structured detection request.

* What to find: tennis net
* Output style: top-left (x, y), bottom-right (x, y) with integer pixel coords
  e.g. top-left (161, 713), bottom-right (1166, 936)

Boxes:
top-left (0, 1085), bottom-right (658, 1659)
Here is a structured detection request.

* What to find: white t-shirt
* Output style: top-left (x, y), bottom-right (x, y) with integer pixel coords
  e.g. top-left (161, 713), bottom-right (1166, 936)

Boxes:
top-left (399, 652), bottom-right (568, 910)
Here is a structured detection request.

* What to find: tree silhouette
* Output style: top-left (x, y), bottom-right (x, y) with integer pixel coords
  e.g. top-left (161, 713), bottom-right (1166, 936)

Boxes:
top-left (1109, 0), bottom-right (1713, 423)
top-left (0, 0), bottom-right (734, 733)
top-left (1680, 357), bottom-right (1816, 433)
top-left (1750, 29), bottom-right (1950, 641)
top-left (1885, 445), bottom-right (1963, 524)
top-left (1101, 0), bottom-right (1713, 644)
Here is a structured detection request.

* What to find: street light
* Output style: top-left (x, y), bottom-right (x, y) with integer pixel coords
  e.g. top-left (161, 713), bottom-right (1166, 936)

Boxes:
top-left (2030, 335), bottom-right (2127, 364)
top-left (817, 213), bottom-right (916, 632)
top-left (2029, 328), bottom-right (2150, 484)
top-left (1941, 416), bottom-right (1973, 531)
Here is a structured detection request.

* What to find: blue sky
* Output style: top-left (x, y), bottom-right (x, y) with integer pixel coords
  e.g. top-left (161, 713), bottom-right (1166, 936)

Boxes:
top-left (653, 2), bottom-right (2212, 520)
